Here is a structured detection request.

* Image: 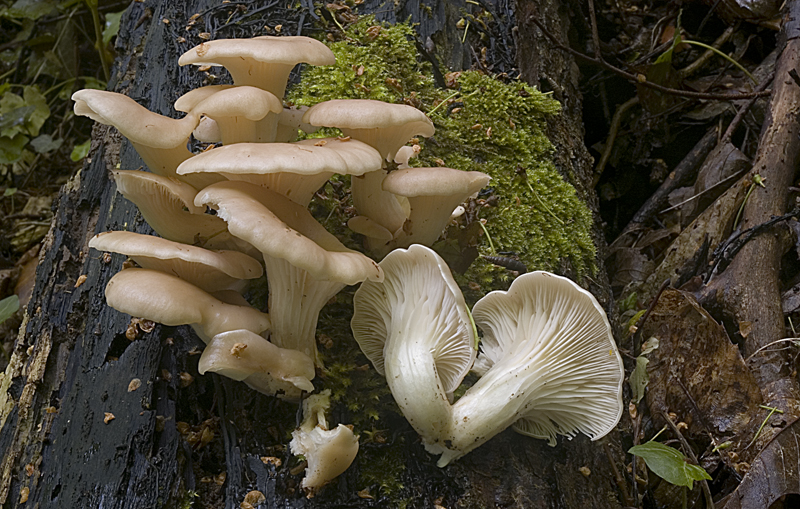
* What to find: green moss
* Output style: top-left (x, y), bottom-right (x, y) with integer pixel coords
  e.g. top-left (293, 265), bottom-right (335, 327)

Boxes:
top-left (289, 16), bottom-right (596, 291)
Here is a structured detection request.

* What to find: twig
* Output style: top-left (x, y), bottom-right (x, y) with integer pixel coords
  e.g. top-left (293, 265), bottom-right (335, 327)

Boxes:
top-left (661, 411), bottom-right (714, 509)
top-left (586, 0), bottom-right (602, 60)
top-left (658, 167), bottom-right (749, 214)
top-left (593, 96), bottom-right (639, 186)
top-left (721, 72), bottom-right (775, 143)
top-left (603, 441), bottom-right (634, 508)
top-left (632, 279), bottom-right (670, 357)
top-left (528, 17), bottom-right (770, 101)
top-left (678, 25), bottom-right (736, 79)
top-left (744, 338), bottom-right (800, 362)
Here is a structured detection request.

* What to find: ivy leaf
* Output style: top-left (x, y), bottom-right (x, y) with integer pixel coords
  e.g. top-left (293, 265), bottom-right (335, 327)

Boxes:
top-left (629, 441), bottom-right (711, 489)
top-left (6, 0), bottom-right (58, 20)
top-left (30, 133), bottom-right (63, 153)
top-left (22, 85), bottom-right (50, 136)
top-left (629, 355), bottom-right (649, 404)
top-left (103, 10), bottom-right (124, 45)
top-left (0, 133), bottom-right (29, 164)
top-left (0, 295), bottom-right (20, 325)
top-left (70, 139), bottom-right (91, 161)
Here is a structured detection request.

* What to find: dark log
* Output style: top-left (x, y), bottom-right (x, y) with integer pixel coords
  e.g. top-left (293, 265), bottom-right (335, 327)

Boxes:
top-left (0, 1), bottom-right (625, 508)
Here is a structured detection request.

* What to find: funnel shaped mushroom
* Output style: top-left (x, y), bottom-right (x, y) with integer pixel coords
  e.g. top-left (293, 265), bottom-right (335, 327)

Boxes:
top-left (383, 167), bottom-right (490, 249)
top-left (111, 170), bottom-right (250, 253)
top-left (104, 268), bottom-right (270, 343)
top-left (187, 86), bottom-right (283, 144)
top-left (89, 231), bottom-right (262, 292)
top-left (177, 137), bottom-right (382, 206)
top-left (179, 36), bottom-right (335, 99)
top-left (352, 245), bottom-right (476, 450)
top-left (290, 390), bottom-right (359, 495)
top-left (72, 90), bottom-right (208, 185)
top-left (303, 100), bottom-right (435, 239)
top-left (199, 329), bottom-right (315, 397)
top-left (432, 271), bottom-right (624, 466)
top-left (195, 181), bottom-right (383, 365)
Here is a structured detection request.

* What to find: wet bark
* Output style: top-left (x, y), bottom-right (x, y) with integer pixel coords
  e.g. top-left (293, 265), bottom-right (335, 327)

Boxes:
top-left (0, 1), bottom-right (624, 508)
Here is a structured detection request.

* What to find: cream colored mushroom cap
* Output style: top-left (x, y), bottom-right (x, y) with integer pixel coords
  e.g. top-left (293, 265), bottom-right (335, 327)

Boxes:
top-left (177, 137), bottom-right (381, 177)
top-left (179, 36), bottom-right (335, 67)
top-left (191, 85), bottom-right (283, 121)
top-left (472, 271), bottom-right (624, 444)
top-left (194, 181), bottom-right (383, 285)
top-left (174, 85), bottom-right (233, 112)
top-left (89, 231), bottom-right (262, 292)
top-left (383, 167), bottom-right (490, 197)
top-left (104, 268), bottom-right (270, 342)
top-left (302, 99), bottom-right (434, 160)
top-left (291, 424), bottom-right (359, 494)
top-left (72, 89), bottom-right (197, 149)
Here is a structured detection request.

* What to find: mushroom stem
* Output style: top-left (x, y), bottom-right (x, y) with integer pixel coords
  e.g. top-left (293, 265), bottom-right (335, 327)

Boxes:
top-left (264, 257), bottom-right (345, 366)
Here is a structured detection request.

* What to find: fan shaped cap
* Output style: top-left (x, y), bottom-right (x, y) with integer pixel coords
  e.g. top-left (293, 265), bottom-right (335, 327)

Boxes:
top-left (104, 268), bottom-right (270, 343)
top-left (89, 231), bottom-right (262, 292)
top-left (469, 271), bottom-right (624, 444)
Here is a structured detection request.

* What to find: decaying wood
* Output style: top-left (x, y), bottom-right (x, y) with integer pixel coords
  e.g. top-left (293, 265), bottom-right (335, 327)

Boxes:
top-left (700, 1), bottom-right (800, 429)
top-left (0, 1), bottom-right (625, 508)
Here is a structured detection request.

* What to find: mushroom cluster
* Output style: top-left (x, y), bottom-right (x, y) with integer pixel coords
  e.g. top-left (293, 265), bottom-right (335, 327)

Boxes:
top-left (76, 32), bottom-right (498, 489)
top-left (352, 245), bottom-right (624, 466)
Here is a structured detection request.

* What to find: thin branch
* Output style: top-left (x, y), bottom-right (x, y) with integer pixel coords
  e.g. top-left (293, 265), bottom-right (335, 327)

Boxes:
top-left (528, 17), bottom-right (771, 101)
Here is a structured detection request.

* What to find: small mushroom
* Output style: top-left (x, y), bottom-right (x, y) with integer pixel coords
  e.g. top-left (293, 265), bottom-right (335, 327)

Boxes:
top-left (179, 36), bottom-right (335, 99)
top-left (104, 268), bottom-right (270, 343)
top-left (289, 390), bottom-right (359, 495)
top-left (382, 167), bottom-right (490, 249)
top-left (179, 85), bottom-right (283, 144)
top-left (199, 329), bottom-right (315, 397)
top-left (88, 231), bottom-right (263, 292)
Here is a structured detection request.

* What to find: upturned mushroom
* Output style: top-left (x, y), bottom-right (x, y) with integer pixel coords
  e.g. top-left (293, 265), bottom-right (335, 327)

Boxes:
top-left (88, 231), bottom-right (263, 293)
top-left (177, 137), bottom-right (382, 206)
top-left (179, 36), bottom-right (335, 99)
top-left (431, 271), bottom-right (625, 466)
top-left (199, 329), bottom-right (315, 397)
top-left (104, 268), bottom-right (270, 343)
top-left (195, 180), bottom-right (383, 365)
top-left (382, 167), bottom-right (490, 249)
top-left (351, 245), bottom-right (477, 449)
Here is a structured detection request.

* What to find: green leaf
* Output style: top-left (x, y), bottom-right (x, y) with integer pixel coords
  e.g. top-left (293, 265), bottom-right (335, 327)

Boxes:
top-left (0, 105), bottom-right (35, 138)
top-left (641, 337), bottom-right (659, 356)
top-left (6, 0), bottom-right (58, 19)
top-left (629, 441), bottom-right (711, 489)
top-left (22, 85), bottom-right (50, 136)
top-left (0, 133), bottom-right (29, 164)
top-left (30, 133), bottom-right (63, 153)
top-left (70, 138), bottom-right (90, 161)
top-left (629, 355), bottom-right (649, 404)
top-left (619, 292), bottom-right (638, 312)
top-left (3, 187), bottom-right (18, 197)
top-left (103, 10), bottom-right (124, 45)
top-left (0, 295), bottom-right (20, 325)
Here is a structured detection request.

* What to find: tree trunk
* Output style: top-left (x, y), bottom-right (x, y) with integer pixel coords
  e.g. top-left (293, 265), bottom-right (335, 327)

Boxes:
top-left (0, 1), bottom-right (625, 508)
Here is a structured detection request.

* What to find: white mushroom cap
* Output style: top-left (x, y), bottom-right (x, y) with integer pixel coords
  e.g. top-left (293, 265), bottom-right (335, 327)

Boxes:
top-left (190, 86), bottom-right (283, 144)
top-left (347, 216), bottom-right (393, 242)
top-left (301, 99), bottom-right (434, 161)
top-left (289, 390), bottom-right (359, 495)
top-left (195, 181), bottom-right (383, 364)
top-left (111, 170), bottom-right (249, 253)
top-left (88, 231), bottom-right (263, 292)
top-left (198, 329), bottom-right (315, 397)
top-left (435, 271), bottom-right (624, 466)
top-left (383, 167), bottom-right (490, 248)
top-left (104, 268), bottom-right (270, 343)
top-left (352, 245), bottom-right (476, 449)
top-left (72, 90), bottom-right (200, 182)
top-left (275, 105), bottom-right (319, 142)
top-left (178, 36), bottom-right (335, 98)
top-left (177, 137), bottom-right (382, 206)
